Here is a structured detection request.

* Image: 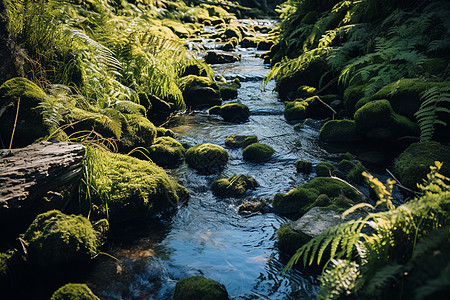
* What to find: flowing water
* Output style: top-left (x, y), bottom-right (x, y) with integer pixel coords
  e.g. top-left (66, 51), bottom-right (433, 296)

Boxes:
top-left (85, 21), bottom-right (401, 299)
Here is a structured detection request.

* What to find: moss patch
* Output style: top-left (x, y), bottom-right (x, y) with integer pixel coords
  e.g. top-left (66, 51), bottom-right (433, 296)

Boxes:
top-left (319, 119), bottom-right (361, 143)
top-left (394, 141), bottom-right (450, 189)
top-left (173, 276), bottom-right (228, 300)
top-left (316, 162), bottom-right (335, 177)
top-left (220, 102), bottom-right (250, 123)
top-left (148, 136), bottom-right (185, 168)
top-left (113, 100), bottom-right (146, 117)
top-left (179, 75), bottom-right (221, 108)
top-left (277, 223), bottom-right (311, 255)
top-left (296, 160), bottom-right (313, 173)
top-left (211, 174), bottom-right (258, 198)
top-left (185, 143), bottom-right (229, 174)
top-left (23, 210), bottom-right (100, 266)
top-left (225, 134), bottom-right (258, 148)
top-left (242, 143), bottom-right (275, 163)
top-left (119, 114), bottom-right (157, 151)
top-left (50, 283), bottom-right (99, 300)
top-left (86, 147), bottom-right (188, 222)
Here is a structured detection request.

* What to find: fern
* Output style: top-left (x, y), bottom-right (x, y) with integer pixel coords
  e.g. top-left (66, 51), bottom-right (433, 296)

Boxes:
top-left (415, 87), bottom-right (450, 142)
top-left (318, 259), bottom-right (360, 300)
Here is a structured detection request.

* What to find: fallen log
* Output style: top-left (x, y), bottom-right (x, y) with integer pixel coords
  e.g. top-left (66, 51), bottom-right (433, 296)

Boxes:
top-left (0, 141), bottom-right (86, 217)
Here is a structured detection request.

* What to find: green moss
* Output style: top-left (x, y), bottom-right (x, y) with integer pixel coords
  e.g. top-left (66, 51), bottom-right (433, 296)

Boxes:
top-left (179, 75), bottom-right (218, 92)
top-left (337, 159), bottom-right (356, 174)
top-left (296, 160), bottom-right (312, 173)
top-left (50, 283), bottom-right (99, 300)
top-left (371, 79), bottom-right (450, 119)
top-left (23, 210), bottom-right (100, 266)
top-left (240, 36), bottom-right (261, 48)
top-left (343, 84), bottom-right (366, 114)
top-left (394, 141), bottom-right (450, 189)
top-left (173, 276), bottom-right (229, 300)
top-left (156, 127), bottom-right (175, 138)
top-left (277, 223), bottom-right (311, 255)
top-left (113, 100), bottom-right (146, 117)
top-left (316, 162), bottom-right (335, 177)
top-left (218, 26), bottom-right (242, 41)
top-left (319, 119), bottom-right (361, 143)
top-left (354, 100), bottom-right (419, 140)
top-left (148, 136), bottom-right (185, 168)
top-left (242, 143), bottom-right (275, 163)
top-left (284, 100), bottom-right (309, 121)
top-left (224, 134), bottom-right (258, 148)
top-left (220, 102), bottom-right (250, 123)
top-left (313, 194), bottom-right (331, 207)
top-left (296, 85), bottom-right (317, 98)
top-left (0, 77), bottom-right (50, 147)
top-left (163, 19), bottom-right (192, 38)
top-left (218, 81), bottom-right (239, 100)
top-left (302, 177), bottom-right (362, 202)
top-left (119, 114), bottom-right (157, 151)
top-left (273, 187), bottom-right (320, 218)
top-left (211, 174), bottom-right (258, 198)
top-left (185, 143), bottom-right (229, 174)
top-left (86, 147), bottom-right (188, 222)
top-left (347, 162), bottom-right (366, 185)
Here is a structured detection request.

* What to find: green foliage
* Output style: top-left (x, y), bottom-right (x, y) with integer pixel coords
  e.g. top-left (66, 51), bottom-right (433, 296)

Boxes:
top-left (415, 86), bottom-right (450, 141)
top-left (285, 162), bottom-right (450, 300)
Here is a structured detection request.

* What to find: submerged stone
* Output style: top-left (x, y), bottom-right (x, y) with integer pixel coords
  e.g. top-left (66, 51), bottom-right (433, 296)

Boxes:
top-left (242, 143), bottom-right (275, 163)
top-left (50, 283), bottom-right (99, 300)
top-left (24, 210), bottom-right (100, 266)
top-left (173, 276), bottom-right (229, 300)
top-left (185, 143), bottom-right (229, 174)
top-left (224, 134), bottom-right (258, 148)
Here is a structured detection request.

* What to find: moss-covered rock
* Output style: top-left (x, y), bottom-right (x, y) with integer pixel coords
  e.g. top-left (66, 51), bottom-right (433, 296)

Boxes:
top-left (148, 136), bottom-right (185, 168)
top-left (85, 147), bottom-right (188, 222)
top-left (343, 84), bottom-right (366, 114)
top-left (224, 134), bottom-right (258, 148)
top-left (371, 79), bottom-right (450, 119)
top-left (296, 85), bottom-right (317, 98)
top-left (354, 100), bottom-right (419, 140)
top-left (211, 174), bottom-right (258, 198)
top-left (277, 223), bottom-right (311, 255)
top-left (220, 102), bottom-right (250, 123)
top-left (257, 40), bottom-right (274, 50)
top-left (156, 127), bottom-right (175, 138)
top-left (318, 119), bottom-right (361, 143)
top-left (113, 100), bottom-right (146, 117)
top-left (0, 77), bottom-right (51, 148)
top-left (242, 143), bottom-right (275, 163)
top-left (173, 276), bottom-right (229, 300)
top-left (218, 81), bottom-right (239, 100)
top-left (208, 105), bottom-right (222, 115)
top-left (394, 141), bottom-right (450, 189)
top-left (240, 36), bottom-right (261, 48)
top-left (284, 96), bottom-right (333, 121)
top-left (179, 75), bottom-right (221, 109)
top-left (284, 100), bottom-right (309, 121)
top-left (316, 162), bottom-right (335, 177)
top-left (50, 283), bottom-right (99, 300)
top-left (337, 159), bottom-right (356, 174)
top-left (185, 143), bottom-right (229, 174)
top-left (119, 113), bottom-right (157, 151)
top-left (273, 177), bottom-right (362, 218)
top-left (346, 162), bottom-right (366, 185)
top-left (204, 51), bottom-right (241, 64)
top-left (23, 210), bottom-right (100, 266)
top-left (296, 160), bottom-right (312, 173)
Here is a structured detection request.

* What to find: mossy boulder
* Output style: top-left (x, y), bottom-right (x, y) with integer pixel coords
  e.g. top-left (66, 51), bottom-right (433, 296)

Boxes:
top-left (224, 134), bottom-right (258, 148)
top-left (242, 143), bottom-right (275, 163)
top-left (218, 81), bottom-right (239, 100)
top-left (343, 84), bottom-right (366, 114)
top-left (208, 105), bottom-right (222, 115)
top-left (284, 100), bottom-right (309, 121)
top-left (185, 143), bottom-right (229, 174)
top-left (284, 96), bottom-right (333, 121)
top-left (113, 100), bottom-right (146, 117)
top-left (371, 79), bottom-right (450, 119)
top-left (204, 51), bottom-right (241, 64)
top-left (211, 174), bottom-right (258, 198)
top-left (318, 119), bottom-right (361, 143)
top-left (148, 136), bottom-right (186, 168)
top-left (277, 223), bottom-right (311, 255)
top-left (346, 162), bottom-right (366, 185)
top-left (23, 210), bottom-right (100, 266)
top-left (119, 114), bottom-right (157, 151)
top-left (50, 283), bottom-right (99, 300)
top-left (337, 159), bottom-right (356, 174)
top-left (296, 160), bottom-right (312, 173)
top-left (179, 75), bottom-right (221, 109)
top-left (0, 77), bottom-right (51, 148)
top-left (296, 85), bottom-right (317, 98)
top-left (257, 40), bottom-right (274, 51)
top-left (394, 141), bottom-right (450, 189)
top-left (354, 100), bottom-right (419, 140)
top-left (220, 102), bottom-right (250, 123)
top-left (173, 276), bottom-right (229, 300)
top-left (156, 127), bottom-right (175, 138)
top-left (316, 162), bottom-right (336, 177)
top-left (85, 147), bottom-right (188, 222)
top-left (273, 177), bottom-right (362, 219)
top-left (240, 36), bottom-right (260, 48)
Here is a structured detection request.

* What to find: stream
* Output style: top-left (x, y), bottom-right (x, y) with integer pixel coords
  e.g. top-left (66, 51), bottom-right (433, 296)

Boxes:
top-left (85, 20), bottom-right (389, 300)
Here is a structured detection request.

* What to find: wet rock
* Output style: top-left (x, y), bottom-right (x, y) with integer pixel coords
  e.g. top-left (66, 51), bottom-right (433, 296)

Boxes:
top-left (296, 160), bottom-right (312, 174)
top-left (148, 136), bottom-right (185, 168)
top-left (394, 141), bottom-right (450, 189)
top-left (179, 75), bottom-right (221, 109)
top-left (319, 119), bottom-right (360, 143)
top-left (173, 276), bottom-right (229, 300)
top-left (208, 105), bottom-right (222, 115)
top-left (357, 151), bottom-right (386, 165)
top-left (315, 162), bottom-right (335, 177)
top-left (354, 100), bottom-right (419, 140)
top-left (238, 199), bottom-right (268, 214)
top-left (185, 143), bottom-right (229, 174)
top-left (24, 210), bottom-right (100, 266)
top-left (205, 51), bottom-right (241, 64)
top-left (242, 143), bottom-right (275, 163)
top-left (240, 36), bottom-right (260, 48)
top-left (257, 40), bottom-right (273, 50)
top-left (211, 174), bottom-right (258, 198)
top-left (277, 223), bottom-right (311, 255)
top-left (224, 134), bottom-right (258, 148)
top-left (218, 79), bottom-right (240, 100)
top-left (50, 283), bottom-right (99, 300)
top-left (220, 102), bottom-right (250, 123)
top-left (156, 127), bottom-right (175, 138)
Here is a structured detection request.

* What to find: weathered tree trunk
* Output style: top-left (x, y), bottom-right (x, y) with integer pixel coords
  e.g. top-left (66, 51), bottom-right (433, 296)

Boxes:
top-left (0, 141), bottom-right (86, 217)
